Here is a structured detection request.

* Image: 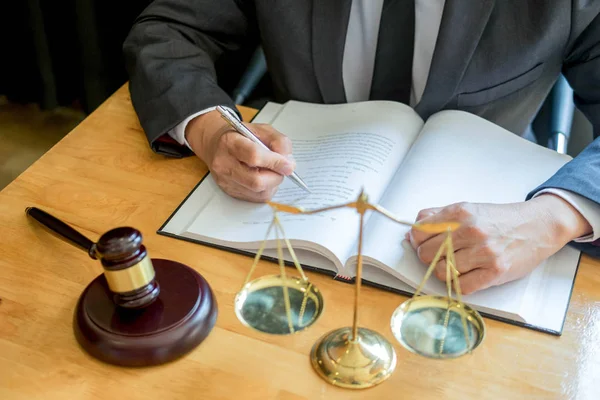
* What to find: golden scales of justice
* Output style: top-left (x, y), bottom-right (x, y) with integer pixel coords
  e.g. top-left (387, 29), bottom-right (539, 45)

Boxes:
top-left (234, 189), bottom-right (486, 389)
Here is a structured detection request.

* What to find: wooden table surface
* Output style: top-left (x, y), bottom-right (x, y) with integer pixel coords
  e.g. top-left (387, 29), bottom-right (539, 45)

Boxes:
top-left (1, 84), bottom-right (599, 400)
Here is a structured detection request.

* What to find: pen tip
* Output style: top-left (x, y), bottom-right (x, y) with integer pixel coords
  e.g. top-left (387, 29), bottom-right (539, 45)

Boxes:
top-left (298, 181), bottom-right (310, 193)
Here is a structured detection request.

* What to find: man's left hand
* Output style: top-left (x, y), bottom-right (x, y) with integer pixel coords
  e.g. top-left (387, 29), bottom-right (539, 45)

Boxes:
top-left (407, 195), bottom-right (592, 294)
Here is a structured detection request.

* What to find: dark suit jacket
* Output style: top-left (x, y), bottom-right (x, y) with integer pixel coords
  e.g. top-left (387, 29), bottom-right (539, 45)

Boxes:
top-left (123, 0), bottom-right (600, 255)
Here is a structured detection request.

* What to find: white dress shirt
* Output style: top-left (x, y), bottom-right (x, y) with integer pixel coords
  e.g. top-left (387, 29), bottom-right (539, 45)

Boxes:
top-left (168, 0), bottom-right (600, 242)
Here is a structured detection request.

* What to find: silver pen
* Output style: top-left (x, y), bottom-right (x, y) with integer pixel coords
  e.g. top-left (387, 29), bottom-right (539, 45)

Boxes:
top-left (216, 105), bottom-right (310, 193)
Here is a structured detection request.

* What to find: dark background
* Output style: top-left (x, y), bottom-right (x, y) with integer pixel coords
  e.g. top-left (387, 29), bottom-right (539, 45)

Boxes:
top-left (0, 0), bottom-right (268, 115)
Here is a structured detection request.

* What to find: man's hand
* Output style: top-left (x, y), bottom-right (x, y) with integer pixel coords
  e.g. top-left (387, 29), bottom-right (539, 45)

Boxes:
top-left (407, 195), bottom-right (592, 294)
top-left (185, 109), bottom-right (295, 202)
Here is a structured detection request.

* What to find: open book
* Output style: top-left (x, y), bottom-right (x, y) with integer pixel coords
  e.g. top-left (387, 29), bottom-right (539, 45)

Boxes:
top-left (159, 100), bottom-right (581, 335)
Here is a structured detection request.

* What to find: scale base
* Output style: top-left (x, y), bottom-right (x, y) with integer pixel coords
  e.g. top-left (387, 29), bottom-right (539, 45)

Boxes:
top-left (74, 258), bottom-right (217, 367)
top-left (310, 326), bottom-right (397, 389)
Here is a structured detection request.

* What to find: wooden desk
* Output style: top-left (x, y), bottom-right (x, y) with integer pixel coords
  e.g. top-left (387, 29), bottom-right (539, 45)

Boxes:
top-left (1, 84), bottom-right (599, 400)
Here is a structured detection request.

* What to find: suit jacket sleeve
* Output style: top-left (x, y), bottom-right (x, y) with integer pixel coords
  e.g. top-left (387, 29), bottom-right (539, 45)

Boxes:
top-left (122, 0), bottom-right (257, 157)
top-left (527, 10), bottom-right (600, 256)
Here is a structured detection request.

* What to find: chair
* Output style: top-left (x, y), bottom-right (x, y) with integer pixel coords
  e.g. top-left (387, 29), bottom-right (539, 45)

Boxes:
top-left (231, 47), bottom-right (268, 105)
top-left (547, 74), bottom-right (575, 154)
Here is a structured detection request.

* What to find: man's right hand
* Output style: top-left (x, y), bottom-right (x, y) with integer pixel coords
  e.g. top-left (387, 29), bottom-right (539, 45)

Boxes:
top-left (185, 109), bottom-right (296, 202)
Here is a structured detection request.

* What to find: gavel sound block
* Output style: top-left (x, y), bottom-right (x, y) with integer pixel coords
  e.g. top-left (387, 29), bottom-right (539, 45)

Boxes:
top-left (26, 207), bottom-right (217, 367)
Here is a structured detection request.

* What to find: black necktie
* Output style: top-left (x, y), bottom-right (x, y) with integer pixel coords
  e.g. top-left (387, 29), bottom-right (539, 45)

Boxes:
top-left (369, 0), bottom-right (415, 104)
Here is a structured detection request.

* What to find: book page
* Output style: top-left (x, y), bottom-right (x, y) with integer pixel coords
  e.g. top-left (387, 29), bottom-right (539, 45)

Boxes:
top-left (518, 248), bottom-right (580, 333)
top-left (358, 110), bottom-right (577, 322)
top-left (183, 100), bottom-right (424, 270)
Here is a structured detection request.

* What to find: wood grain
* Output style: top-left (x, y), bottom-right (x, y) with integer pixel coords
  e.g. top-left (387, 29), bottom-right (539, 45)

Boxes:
top-left (1, 84), bottom-right (599, 400)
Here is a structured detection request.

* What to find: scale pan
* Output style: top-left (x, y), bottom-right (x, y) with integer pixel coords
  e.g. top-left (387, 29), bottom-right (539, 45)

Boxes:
top-left (234, 275), bottom-right (323, 335)
top-left (390, 296), bottom-right (485, 359)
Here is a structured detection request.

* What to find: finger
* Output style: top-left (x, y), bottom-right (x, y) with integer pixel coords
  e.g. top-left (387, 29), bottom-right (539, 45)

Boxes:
top-left (415, 207), bottom-right (443, 222)
top-left (218, 178), bottom-right (279, 203)
top-left (416, 223), bottom-right (487, 262)
top-left (433, 248), bottom-right (481, 281)
top-left (410, 203), bottom-right (477, 248)
top-left (249, 123), bottom-right (293, 156)
top-left (433, 258), bottom-right (448, 282)
top-left (457, 268), bottom-right (498, 295)
top-left (408, 207), bottom-right (444, 248)
top-left (415, 233), bottom-right (446, 262)
top-left (225, 132), bottom-right (295, 176)
top-left (230, 161), bottom-right (285, 193)
top-left (410, 227), bottom-right (440, 249)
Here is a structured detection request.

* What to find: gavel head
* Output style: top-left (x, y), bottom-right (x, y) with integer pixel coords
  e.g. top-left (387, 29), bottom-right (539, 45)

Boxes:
top-left (91, 227), bottom-right (160, 309)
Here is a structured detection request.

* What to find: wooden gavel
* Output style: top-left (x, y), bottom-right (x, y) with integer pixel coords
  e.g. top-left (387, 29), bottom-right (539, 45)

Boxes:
top-left (26, 207), bottom-right (159, 309)
top-left (25, 207), bottom-right (217, 367)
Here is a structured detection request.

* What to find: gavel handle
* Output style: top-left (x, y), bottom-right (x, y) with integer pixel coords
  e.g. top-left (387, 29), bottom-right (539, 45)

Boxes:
top-left (26, 207), bottom-right (97, 259)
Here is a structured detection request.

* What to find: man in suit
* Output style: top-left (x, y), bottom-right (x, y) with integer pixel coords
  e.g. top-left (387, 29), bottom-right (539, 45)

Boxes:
top-left (123, 0), bottom-right (600, 294)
